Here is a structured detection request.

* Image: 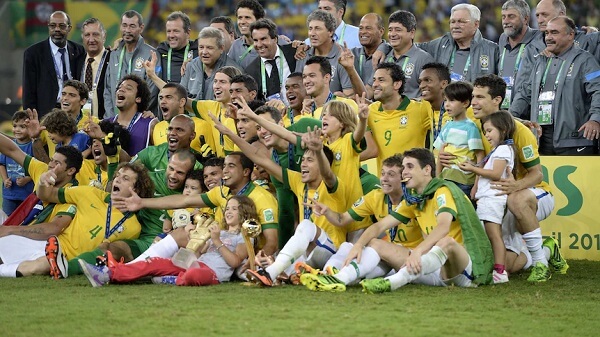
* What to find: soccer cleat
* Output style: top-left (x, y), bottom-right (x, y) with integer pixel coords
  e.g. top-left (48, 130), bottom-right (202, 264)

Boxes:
top-left (246, 268), bottom-right (274, 287)
top-left (300, 273), bottom-right (346, 292)
top-left (45, 235), bottom-right (68, 279)
top-left (360, 278), bottom-right (392, 294)
top-left (325, 266), bottom-right (339, 276)
top-left (79, 260), bottom-right (110, 287)
top-left (95, 250), bottom-right (122, 269)
top-left (152, 276), bottom-right (178, 285)
top-left (543, 237), bottom-right (569, 274)
top-left (527, 262), bottom-right (551, 282)
top-left (294, 261), bottom-right (320, 276)
top-left (492, 270), bottom-right (509, 284)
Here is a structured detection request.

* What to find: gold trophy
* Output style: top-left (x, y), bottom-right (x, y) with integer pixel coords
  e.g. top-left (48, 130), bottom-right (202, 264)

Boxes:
top-left (241, 219), bottom-right (262, 271)
top-left (171, 213), bottom-right (216, 268)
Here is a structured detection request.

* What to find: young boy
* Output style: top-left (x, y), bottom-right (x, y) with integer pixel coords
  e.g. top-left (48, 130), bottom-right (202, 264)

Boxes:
top-left (0, 111), bottom-right (35, 215)
top-left (41, 109), bottom-right (91, 158)
top-left (433, 82), bottom-right (484, 197)
top-left (162, 169), bottom-right (208, 234)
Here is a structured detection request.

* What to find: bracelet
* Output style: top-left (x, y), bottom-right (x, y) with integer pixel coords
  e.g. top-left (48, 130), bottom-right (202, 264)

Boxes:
top-left (216, 244), bottom-right (225, 251)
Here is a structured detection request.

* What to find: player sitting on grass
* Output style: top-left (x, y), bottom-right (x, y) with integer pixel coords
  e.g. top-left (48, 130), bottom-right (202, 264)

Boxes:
top-left (78, 195), bottom-right (255, 287)
top-left (315, 148), bottom-right (494, 293)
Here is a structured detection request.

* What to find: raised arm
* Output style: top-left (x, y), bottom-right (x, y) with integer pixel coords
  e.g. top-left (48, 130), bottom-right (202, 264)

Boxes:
top-left (339, 43), bottom-right (366, 98)
top-left (353, 93), bottom-right (369, 144)
top-left (302, 126), bottom-right (336, 188)
top-left (143, 51), bottom-right (167, 91)
top-left (310, 201), bottom-right (354, 227)
top-left (236, 97), bottom-right (297, 145)
top-left (112, 187), bottom-right (206, 213)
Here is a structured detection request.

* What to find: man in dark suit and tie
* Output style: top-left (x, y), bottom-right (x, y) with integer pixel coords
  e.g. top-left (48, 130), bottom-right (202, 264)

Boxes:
top-left (246, 19), bottom-right (296, 103)
top-left (80, 18), bottom-right (111, 119)
top-left (22, 11), bottom-right (85, 118)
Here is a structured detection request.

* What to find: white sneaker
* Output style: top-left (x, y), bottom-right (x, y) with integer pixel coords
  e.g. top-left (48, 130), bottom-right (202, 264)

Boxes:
top-left (493, 270), bottom-right (509, 284)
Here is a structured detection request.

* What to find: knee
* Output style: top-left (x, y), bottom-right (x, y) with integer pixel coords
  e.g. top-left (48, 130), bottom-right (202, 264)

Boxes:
top-left (507, 191), bottom-right (536, 216)
top-left (435, 237), bottom-right (459, 255)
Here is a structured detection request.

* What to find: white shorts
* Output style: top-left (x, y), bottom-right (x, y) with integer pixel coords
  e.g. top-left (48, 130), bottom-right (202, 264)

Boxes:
top-left (476, 197), bottom-right (507, 224)
top-left (411, 259), bottom-right (475, 287)
top-left (0, 235), bottom-right (46, 264)
top-left (503, 187), bottom-right (554, 237)
top-left (305, 226), bottom-right (337, 268)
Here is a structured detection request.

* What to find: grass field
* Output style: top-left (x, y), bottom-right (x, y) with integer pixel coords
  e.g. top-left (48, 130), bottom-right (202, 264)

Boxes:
top-left (1, 260), bottom-right (599, 337)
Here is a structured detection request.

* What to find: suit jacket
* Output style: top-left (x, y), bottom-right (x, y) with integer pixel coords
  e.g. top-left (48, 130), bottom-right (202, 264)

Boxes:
top-left (23, 39), bottom-right (86, 117)
top-left (79, 49), bottom-right (111, 119)
top-left (246, 44), bottom-right (296, 101)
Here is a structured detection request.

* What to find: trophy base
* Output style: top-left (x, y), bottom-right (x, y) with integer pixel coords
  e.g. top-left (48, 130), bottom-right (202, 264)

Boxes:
top-left (171, 248), bottom-right (197, 269)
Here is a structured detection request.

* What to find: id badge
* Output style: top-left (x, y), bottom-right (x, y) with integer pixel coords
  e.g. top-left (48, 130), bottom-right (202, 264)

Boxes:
top-left (267, 92), bottom-right (282, 101)
top-left (501, 86), bottom-right (512, 110)
top-left (537, 90), bottom-right (555, 125)
top-left (450, 72), bottom-right (465, 82)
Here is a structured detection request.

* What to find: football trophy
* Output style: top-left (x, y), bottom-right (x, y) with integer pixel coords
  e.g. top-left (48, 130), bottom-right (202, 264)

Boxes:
top-left (171, 213), bottom-right (216, 268)
top-left (241, 219), bottom-right (261, 271)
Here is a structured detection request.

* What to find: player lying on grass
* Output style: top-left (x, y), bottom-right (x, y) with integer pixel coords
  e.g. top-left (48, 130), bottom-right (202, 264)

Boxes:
top-left (78, 195), bottom-right (255, 287)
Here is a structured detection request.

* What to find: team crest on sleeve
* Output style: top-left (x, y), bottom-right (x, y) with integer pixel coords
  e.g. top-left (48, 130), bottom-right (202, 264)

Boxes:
top-left (522, 145), bottom-right (534, 160)
top-left (479, 55), bottom-right (489, 70)
top-left (436, 194), bottom-right (446, 208)
top-left (135, 57), bottom-right (145, 70)
top-left (404, 63), bottom-right (415, 76)
top-left (66, 205), bottom-right (77, 215)
top-left (353, 197), bottom-right (364, 207)
top-left (263, 209), bottom-right (274, 222)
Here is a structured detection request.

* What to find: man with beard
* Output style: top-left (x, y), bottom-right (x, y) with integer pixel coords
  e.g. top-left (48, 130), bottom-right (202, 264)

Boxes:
top-left (103, 10), bottom-right (157, 118)
top-left (23, 11), bottom-right (85, 118)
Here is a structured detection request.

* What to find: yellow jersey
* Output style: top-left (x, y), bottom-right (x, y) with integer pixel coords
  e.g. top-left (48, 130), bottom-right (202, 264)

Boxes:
top-left (299, 95), bottom-right (359, 121)
top-left (283, 169), bottom-right (348, 248)
top-left (76, 159), bottom-right (109, 190)
top-left (391, 186), bottom-right (464, 245)
top-left (348, 189), bottom-right (423, 249)
top-left (368, 97), bottom-right (432, 171)
top-left (152, 116), bottom-right (216, 155)
top-left (57, 185), bottom-right (141, 259)
top-left (200, 182), bottom-right (278, 250)
top-left (191, 100), bottom-right (237, 157)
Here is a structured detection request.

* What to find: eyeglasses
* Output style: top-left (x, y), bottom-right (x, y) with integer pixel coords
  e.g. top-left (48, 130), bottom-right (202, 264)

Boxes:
top-left (450, 19), bottom-right (472, 26)
top-left (48, 23), bottom-right (69, 30)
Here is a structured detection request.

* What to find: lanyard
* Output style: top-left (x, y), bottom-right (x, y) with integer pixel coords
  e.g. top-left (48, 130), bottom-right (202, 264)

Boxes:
top-left (498, 44), bottom-right (525, 78)
top-left (260, 50), bottom-right (284, 99)
top-left (113, 112), bottom-right (140, 133)
top-left (218, 105), bottom-right (224, 146)
top-left (81, 50), bottom-right (108, 91)
top-left (287, 108), bottom-right (295, 125)
top-left (540, 59), bottom-right (566, 93)
top-left (303, 184), bottom-right (316, 220)
top-left (449, 49), bottom-right (471, 77)
top-left (433, 101), bottom-right (446, 140)
top-left (272, 144), bottom-right (294, 167)
top-left (337, 22), bottom-right (347, 43)
top-left (105, 200), bottom-right (131, 240)
top-left (239, 44), bottom-right (254, 62)
top-left (359, 53), bottom-right (364, 78)
top-left (167, 43), bottom-right (190, 82)
top-left (386, 55), bottom-right (410, 73)
top-left (95, 165), bottom-right (102, 183)
top-left (385, 194), bottom-right (399, 242)
top-left (117, 47), bottom-right (134, 80)
top-left (312, 92), bottom-right (334, 118)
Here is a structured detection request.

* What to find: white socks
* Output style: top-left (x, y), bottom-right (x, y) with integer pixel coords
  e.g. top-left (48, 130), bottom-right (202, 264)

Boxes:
top-left (386, 246), bottom-right (448, 290)
top-left (131, 234), bottom-right (179, 263)
top-left (335, 246), bottom-right (380, 285)
top-left (0, 263), bottom-right (19, 278)
top-left (266, 220), bottom-right (316, 280)
top-left (522, 228), bottom-right (547, 266)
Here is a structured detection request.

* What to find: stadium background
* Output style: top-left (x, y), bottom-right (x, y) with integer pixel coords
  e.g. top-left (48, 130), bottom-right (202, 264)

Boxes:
top-left (0, 0), bottom-right (598, 260)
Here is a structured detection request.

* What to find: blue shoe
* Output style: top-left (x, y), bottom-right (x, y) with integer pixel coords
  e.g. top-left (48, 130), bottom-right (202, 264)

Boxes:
top-left (79, 260), bottom-right (110, 287)
top-left (152, 276), bottom-right (178, 285)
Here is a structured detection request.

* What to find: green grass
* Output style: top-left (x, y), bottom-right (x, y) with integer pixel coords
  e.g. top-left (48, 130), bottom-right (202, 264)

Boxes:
top-left (1, 260), bottom-right (599, 337)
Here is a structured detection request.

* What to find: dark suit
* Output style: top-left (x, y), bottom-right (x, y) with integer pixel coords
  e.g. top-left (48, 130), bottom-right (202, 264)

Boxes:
top-left (80, 49), bottom-right (111, 119)
top-left (246, 44), bottom-right (296, 101)
top-left (23, 39), bottom-right (86, 117)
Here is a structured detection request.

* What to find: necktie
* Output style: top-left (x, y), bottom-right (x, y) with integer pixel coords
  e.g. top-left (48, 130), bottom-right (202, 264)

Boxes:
top-left (58, 47), bottom-right (68, 81)
top-left (267, 58), bottom-right (280, 88)
top-left (85, 58), bottom-right (94, 91)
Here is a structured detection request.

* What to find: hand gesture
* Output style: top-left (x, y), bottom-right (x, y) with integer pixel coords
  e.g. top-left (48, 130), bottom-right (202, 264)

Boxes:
top-left (266, 99), bottom-right (287, 115)
top-left (371, 50), bottom-right (384, 68)
top-left (16, 176), bottom-right (31, 187)
top-left (356, 92), bottom-right (369, 120)
top-left (232, 95), bottom-right (255, 121)
top-left (338, 42), bottom-right (355, 69)
top-left (112, 186), bottom-right (142, 212)
top-left (293, 42), bottom-right (308, 60)
top-left (458, 160), bottom-right (476, 172)
top-left (84, 119), bottom-right (105, 139)
top-left (301, 126), bottom-right (323, 152)
top-left (24, 109), bottom-right (44, 139)
top-left (301, 98), bottom-right (314, 116)
top-left (3, 178), bottom-right (11, 189)
top-left (39, 170), bottom-right (58, 187)
top-left (208, 112), bottom-right (234, 137)
top-left (305, 200), bottom-right (328, 218)
top-left (209, 222), bottom-right (221, 241)
top-left (143, 51), bottom-right (158, 76)
top-left (493, 166), bottom-right (519, 196)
